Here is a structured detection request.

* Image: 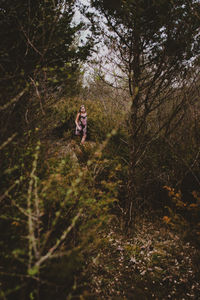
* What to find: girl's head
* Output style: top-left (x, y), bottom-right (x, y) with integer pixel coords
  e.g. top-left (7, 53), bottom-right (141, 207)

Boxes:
top-left (80, 105), bottom-right (86, 113)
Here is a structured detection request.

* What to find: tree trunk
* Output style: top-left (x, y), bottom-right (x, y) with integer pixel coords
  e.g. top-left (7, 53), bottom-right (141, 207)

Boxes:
top-left (126, 26), bottom-right (141, 232)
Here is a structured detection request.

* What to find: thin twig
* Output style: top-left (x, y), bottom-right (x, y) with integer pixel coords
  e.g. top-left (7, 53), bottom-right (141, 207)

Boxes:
top-left (0, 133), bottom-right (17, 151)
top-left (34, 210), bottom-right (82, 268)
top-left (0, 88), bottom-right (28, 112)
top-left (29, 77), bottom-right (45, 116)
top-left (0, 180), bottom-right (20, 203)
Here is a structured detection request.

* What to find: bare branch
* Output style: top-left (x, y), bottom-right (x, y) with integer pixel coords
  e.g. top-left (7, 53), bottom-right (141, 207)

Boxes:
top-left (0, 88), bottom-right (28, 112)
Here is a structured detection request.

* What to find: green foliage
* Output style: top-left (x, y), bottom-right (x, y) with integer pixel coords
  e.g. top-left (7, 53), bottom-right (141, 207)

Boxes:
top-left (0, 0), bottom-right (91, 99)
top-left (90, 0), bottom-right (200, 77)
top-left (0, 0), bottom-right (199, 294)
top-left (1, 83), bottom-right (200, 299)
top-left (0, 0), bottom-right (92, 167)
top-left (48, 97), bottom-right (120, 142)
top-left (0, 130), bottom-right (123, 299)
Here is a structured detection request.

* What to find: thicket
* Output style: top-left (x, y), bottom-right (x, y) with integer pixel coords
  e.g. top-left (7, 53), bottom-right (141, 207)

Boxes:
top-left (1, 0), bottom-right (200, 299)
top-left (87, 0), bottom-right (200, 229)
top-left (1, 83), bottom-right (200, 298)
top-left (0, 116), bottom-right (119, 299)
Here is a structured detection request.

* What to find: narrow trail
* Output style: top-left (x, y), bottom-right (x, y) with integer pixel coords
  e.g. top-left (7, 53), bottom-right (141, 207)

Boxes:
top-left (44, 138), bottom-right (79, 162)
top-left (42, 137), bottom-right (200, 299)
top-left (43, 137), bottom-right (97, 164)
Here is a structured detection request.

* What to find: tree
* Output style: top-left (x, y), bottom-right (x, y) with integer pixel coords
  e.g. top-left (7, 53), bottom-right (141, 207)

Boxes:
top-left (0, 0), bottom-right (91, 98)
top-left (88, 0), bottom-right (200, 228)
top-left (0, 0), bottom-right (92, 144)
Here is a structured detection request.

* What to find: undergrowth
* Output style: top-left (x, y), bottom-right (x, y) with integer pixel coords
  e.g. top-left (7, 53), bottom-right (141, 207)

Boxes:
top-left (1, 95), bottom-right (200, 299)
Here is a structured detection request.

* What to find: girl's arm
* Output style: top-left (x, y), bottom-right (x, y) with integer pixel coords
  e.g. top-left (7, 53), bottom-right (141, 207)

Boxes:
top-left (75, 113), bottom-right (81, 129)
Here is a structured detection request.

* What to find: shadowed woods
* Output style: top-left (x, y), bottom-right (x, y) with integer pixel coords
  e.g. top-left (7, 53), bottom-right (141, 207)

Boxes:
top-left (1, 0), bottom-right (200, 299)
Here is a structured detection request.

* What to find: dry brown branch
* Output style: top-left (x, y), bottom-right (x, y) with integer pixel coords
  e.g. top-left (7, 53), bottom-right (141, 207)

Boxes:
top-left (0, 180), bottom-right (20, 203)
top-left (0, 133), bottom-right (17, 151)
top-left (0, 88), bottom-right (28, 112)
top-left (29, 77), bottom-right (45, 116)
top-left (34, 210), bottom-right (82, 269)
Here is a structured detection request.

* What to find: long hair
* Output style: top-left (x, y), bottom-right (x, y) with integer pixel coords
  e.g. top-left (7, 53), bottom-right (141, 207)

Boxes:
top-left (79, 105), bottom-right (86, 113)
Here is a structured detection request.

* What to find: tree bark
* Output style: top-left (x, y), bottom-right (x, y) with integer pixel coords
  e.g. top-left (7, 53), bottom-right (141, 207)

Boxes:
top-left (126, 26), bottom-right (141, 232)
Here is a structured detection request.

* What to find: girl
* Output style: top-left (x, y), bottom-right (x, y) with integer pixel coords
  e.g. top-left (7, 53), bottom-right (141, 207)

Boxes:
top-left (75, 104), bottom-right (87, 144)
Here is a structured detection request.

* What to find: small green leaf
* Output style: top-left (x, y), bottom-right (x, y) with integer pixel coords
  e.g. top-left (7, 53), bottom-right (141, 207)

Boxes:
top-left (28, 266), bottom-right (39, 276)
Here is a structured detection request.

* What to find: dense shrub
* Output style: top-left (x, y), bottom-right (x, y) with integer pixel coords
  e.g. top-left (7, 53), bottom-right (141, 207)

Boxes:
top-left (0, 129), bottom-right (123, 299)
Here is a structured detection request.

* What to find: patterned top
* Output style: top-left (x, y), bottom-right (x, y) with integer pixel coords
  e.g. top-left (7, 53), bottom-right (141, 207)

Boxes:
top-left (79, 113), bottom-right (87, 126)
top-left (75, 112), bottom-right (87, 135)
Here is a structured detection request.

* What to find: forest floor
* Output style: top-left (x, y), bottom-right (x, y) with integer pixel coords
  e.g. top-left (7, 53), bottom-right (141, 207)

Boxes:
top-left (43, 137), bottom-right (200, 300)
top-left (83, 219), bottom-right (200, 299)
